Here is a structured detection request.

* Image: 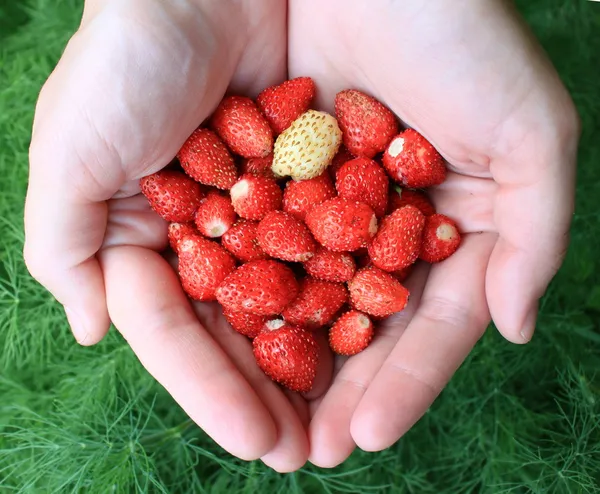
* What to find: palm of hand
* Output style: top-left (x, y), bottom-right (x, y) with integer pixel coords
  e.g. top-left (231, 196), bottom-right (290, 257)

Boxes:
top-left (25, 0), bottom-right (578, 474)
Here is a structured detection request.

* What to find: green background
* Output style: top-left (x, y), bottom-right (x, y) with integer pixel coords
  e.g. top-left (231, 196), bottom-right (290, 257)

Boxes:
top-left (1, 0), bottom-right (599, 492)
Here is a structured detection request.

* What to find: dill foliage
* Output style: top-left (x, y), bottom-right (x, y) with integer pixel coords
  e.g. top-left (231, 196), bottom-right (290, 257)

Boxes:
top-left (1, 0), bottom-right (599, 492)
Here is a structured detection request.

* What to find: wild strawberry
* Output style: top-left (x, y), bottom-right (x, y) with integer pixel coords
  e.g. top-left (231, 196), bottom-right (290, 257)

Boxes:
top-left (222, 307), bottom-right (267, 338)
top-left (253, 320), bottom-right (319, 392)
top-left (336, 157), bottom-right (389, 217)
top-left (354, 253), bottom-right (413, 281)
top-left (303, 247), bottom-right (356, 283)
top-left (334, 89), bottom-right (398, 158)
top-left (194, 191), bottom-right (236, 238)
top-left (305, 198), bottom-right (378, 252)
top-left (348, 266), bottom-right (409, 317)
top-left (257, 211), bottom-right (316, 262)
top-left (257, 77), bottom-right (316, 134)
top-left (216, 260), bottom-right (299, 315)
top-left (240, 154), bottom-right (276, 179)
top-left (419, 214), bottom-right (461, 263)
top-left (282, 174), bottom-right (337, 221)
top-left (168, 222), bottom-right (198, 253)
top-left (140, 170), bottom-right (204, 222)
top-left (230, 174), bottom-right (282, 220)
top-left (282, 278), bottom-right (348, 330)
top-left (383, 129), bottom-right (446, 188)
top-left (178, 235), bottom-right (236, 301)
top-left (387, 186), bottom-right (436, 216)
top-left (329, 310), bottom-right (374, 356)
top-left (368, 205), bottom-right (425, 271)
top-left (176, 128), bottom-right (238, 189)
top-left (221, 220), bottom-right (267, 262)
top-left (272, 110), bottom-right (342, 180)
top-left (210, 96), bottom-right (273, 158)
top-left (329, 145), bottom-right (355, 181)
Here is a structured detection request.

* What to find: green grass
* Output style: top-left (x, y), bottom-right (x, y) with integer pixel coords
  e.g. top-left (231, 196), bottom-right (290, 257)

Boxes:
top-left (1, 0), bottom-right (600, 492)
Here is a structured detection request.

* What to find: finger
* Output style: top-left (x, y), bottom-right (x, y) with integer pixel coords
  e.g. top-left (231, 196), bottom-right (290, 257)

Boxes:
top-left (308, 264), bottom-right (429, 468)
top-left (285, 390), bottom-right (310, 430)
top-left (23, 157), bottom-right (114, 345)
top-left (308, 355), bottom-right (348, 419)
top-left (487, 105), bottom-right (579, 343)
top-left (99, 246), bottom-right (277, 460)
top-left (428, 172), bottom-right (496, 234)
top-left (102, 194), bottom-right (168, 251)
top-left (191, 301), bottom-right (309, 473)
top-left (303, 330), bottom-right (334, 401)
top-left (350, 233), bottom-right (494, 452)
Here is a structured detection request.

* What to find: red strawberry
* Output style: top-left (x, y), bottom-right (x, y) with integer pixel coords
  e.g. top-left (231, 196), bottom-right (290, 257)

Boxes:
top-left (336, 157), bottom-right (389, 217)
top-left (348, 266), bottom-right (409, 317)
top-left (253, 320), bottom-right (319, 392)
top-left (354, 254), bottom-right (413, 281)
top-left (257, 211), bottom-right (317, 262)
top-left (329, 310), bottom-right (374, 356)
top-left (368, 205), bottom-right (425, 272)
top-left (222, 307), bottom-right (267, 338)
top-left (178, 235), bottom-right (236, 301)
top-left (257, 77), bottom-right (316, 134)
top-left (419, 214), bottom-right (461, 263)
top-left (282, 174), bottom-right (337, 221)
top-left (194, 191), bottom-right (236, 238)
top-left (168, 222), bottom-right (198, 253)
top-left (221, 220), bottom-right (268, 262)
top-left (216, 260), bottom-right (299, 315)
top-left (303, 247), bottom-right (356, 283)
top-left (387, 186), bottom-right (436, 216)
top-left (240, 154), bottom-right (276, 179)
top-left (140, 170), bottom-right (204, 222)
top-left (305, 198), bottom-right (378, 252)
top-left (383, 129), bottom-right (446, 188)
top-left (176, 128), bottom-right (238, 189)
top-left (282, 278), bottom-right (348, 330)
top-left (329, 145), bottom-right (355, 181)
top-left (334, 89), bottom-right (398, 158)
top-left (229, 174), bottom-right (283, 220)
top-left (210, 96), bottom-right (273, 158)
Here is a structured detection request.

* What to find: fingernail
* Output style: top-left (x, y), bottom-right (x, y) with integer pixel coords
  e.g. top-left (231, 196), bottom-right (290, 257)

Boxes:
top-left (64, 307), bottom-right (89, 344)
top-left (519, 302), bottom-right (538, 343)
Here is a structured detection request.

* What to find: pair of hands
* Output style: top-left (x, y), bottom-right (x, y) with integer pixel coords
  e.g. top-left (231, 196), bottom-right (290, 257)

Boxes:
top-left (24, 0), bottom-right (579, 472)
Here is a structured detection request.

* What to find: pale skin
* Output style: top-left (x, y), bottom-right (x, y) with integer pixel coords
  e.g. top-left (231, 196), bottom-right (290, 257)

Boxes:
top-left (24, 0), bottom-right (579, 473)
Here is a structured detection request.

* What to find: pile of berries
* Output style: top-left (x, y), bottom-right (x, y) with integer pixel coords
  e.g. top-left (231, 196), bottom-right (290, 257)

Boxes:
top-left (140, 77), bottom-right (461, 393)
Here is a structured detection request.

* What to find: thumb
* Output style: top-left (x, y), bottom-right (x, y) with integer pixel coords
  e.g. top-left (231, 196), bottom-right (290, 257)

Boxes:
top-left (486, 86), bottom-right (579, 344)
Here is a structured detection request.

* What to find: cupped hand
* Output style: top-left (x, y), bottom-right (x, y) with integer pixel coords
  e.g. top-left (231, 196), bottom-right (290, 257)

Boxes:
top-left (23, 0), bottom-right (326, 472)
top-left (288, 0), bottom-right (580, 466)
top-left (25, 0), bottom-right (580, 472)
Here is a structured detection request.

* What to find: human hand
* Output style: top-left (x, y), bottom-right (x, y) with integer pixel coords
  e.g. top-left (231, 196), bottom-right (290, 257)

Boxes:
top-left (289, 0), bottom-right (580, 466)
top-left (23, 0), bottom-right (324, 472)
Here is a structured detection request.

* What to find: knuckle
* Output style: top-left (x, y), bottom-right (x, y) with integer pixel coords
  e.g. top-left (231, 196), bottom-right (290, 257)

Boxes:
top-left (548, 230), bottom-right (570, 277)
top-left (23, 242), bottom-right (49, 282)
top-left (418, 296), bottom-right (473, 331)
top-left (387, 361), bottom-right (442, 395)
top-left (560, 99), bottom-right (582, 142)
